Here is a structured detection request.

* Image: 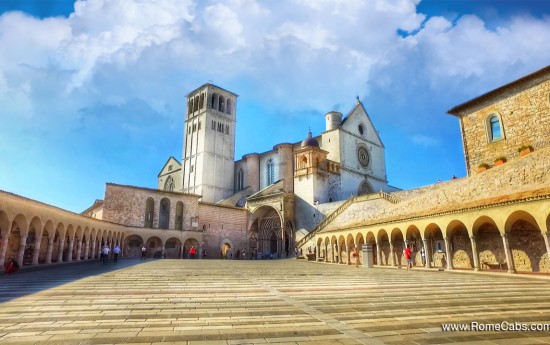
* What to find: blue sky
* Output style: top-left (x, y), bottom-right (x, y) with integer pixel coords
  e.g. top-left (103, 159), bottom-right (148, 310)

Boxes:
top-left (1, 0), bottom-right (549, 213)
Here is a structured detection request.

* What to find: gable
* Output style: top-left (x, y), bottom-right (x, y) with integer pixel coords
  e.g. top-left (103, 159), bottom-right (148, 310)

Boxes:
top-left (158, 156), bottom-right (182, 177)
top-left (340, 102), bottom-right (383, 147)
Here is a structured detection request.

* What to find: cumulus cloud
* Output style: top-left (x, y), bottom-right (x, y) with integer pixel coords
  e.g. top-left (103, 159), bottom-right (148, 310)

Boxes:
top-left (1, 0), bottom-right (549, 210)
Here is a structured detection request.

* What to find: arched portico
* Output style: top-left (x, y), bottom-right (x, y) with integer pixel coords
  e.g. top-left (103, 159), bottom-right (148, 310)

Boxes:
top-left (473, 216), bottom-right (506, 271)
top-left (124, 234), bottom-right (144, 259)
top-left (146, 236), bottom-right (163, 259)
top-left (391, 228), bottom-right (404, 267)
top-left (446, 220), bottom-right (473, 269)
top-left (405, 225), bottom-right (422, 267)
top-left (377, 229), bottom-right (390, 266)
top-left (505, 211), bottom-right (549, 273)
top-left (424, 223), bottom-right (445, 268)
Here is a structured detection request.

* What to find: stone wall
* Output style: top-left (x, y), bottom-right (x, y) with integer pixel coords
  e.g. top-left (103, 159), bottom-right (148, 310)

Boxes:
top-left (459, 76), bottom-right (550, 176)
top-left (103, 183), bottom-right (199, 229)
top-left (197, 202), bottom-right (248, 257)
top-left (510, 220), bottom-right (550, 273)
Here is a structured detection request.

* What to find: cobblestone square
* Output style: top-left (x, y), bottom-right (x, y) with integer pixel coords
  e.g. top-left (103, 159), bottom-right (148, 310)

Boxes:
top-left (1, 259), bottom-right (550, 344)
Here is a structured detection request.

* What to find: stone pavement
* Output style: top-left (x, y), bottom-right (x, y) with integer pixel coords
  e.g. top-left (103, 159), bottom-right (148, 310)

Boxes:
top-left (1, 259), bottom-right (550, 345)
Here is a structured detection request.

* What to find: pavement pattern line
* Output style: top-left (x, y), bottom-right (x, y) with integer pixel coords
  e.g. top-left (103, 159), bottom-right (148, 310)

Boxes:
top-left (1, 259), bottom-right (550, 344)
top-left (240, 267), bottom-right (385, 345)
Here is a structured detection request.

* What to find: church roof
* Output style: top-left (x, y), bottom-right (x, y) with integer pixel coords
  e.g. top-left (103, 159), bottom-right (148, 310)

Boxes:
top-left (300, 131), bottom-right (319, 148)
top-left (186, 83), bottom-right (239, 97)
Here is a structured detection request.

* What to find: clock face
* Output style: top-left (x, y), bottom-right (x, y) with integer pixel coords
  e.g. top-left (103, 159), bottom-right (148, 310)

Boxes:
top-left (358, 146), bottom-right (370, 167)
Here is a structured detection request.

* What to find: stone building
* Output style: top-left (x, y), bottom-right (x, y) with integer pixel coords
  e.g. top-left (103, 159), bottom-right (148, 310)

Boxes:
top-left (158, 84), bottom-right (399, 258)
top-left (298, 65), bottom-right (550, 274)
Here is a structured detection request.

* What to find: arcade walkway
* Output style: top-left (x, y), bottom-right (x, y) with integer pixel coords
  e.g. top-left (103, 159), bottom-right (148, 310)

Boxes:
top-left (1, 259), bottom-right (550, 344)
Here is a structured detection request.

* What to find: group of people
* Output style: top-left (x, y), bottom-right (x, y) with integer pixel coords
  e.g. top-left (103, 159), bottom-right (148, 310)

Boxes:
top-left (100, 244), bottom-right (121, 264)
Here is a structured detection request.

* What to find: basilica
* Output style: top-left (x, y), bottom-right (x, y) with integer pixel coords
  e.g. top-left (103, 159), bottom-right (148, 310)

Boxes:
top-left (0, 65), bottom-right (549, 274)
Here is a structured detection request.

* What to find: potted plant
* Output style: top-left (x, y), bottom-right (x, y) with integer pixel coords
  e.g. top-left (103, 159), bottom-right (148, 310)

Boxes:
top-left (518, 145), bottom-right (534, 156)
top-left (494, 156), bottom-right (507, 166)
top-left (478, 163), bottom-right (490, 172)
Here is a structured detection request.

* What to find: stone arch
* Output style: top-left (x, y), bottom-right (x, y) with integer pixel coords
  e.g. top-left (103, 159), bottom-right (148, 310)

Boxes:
top-left (219, 238), bottom-right (233, 259)
top-left (472, 215), bottom-right (505, 270)
top-left (249, 205), bottom-right (283, 258)
top-left (505, 210), bottom-right (548, 273)
top-left (377, 229), bottom-right (390, 266)
top-left (146, 236), bottom-right (163, 259)
top-left (330, 235), bottom-right (338, 263)
top-left (52, 222), bottom-right (64, 263)
top-left (405, 225), bottom-right (422, 266)
top-left (6, 214), bottom-right (27, 265)
top-left (24, 216), bottom-right (41, 266)
top-left (447, 220), bottom-right (473, 269)
top-left (165, 237), bottom-right (182, 259)
top-left (65, 225), bottom-right (75, 262)
top-left (40, 220), bottom-right (55, 264)
top-left (339, 234), bottom-right (347, 264)
top-left (357, 179), bottom-right (374, 196)
top-left (74, 226), bottom-right (83, 262)
top-left (124, 234), bottom-right (144, 258)
top-left (391, 228), bottom-right (405, 266)
top-left (322, 236), bottom-right (330, 262)
top-left (424, 223), bottom-right (445, 268)
top-left (365, 231), bottom-right (377, 265)
top-left (183, 237), bottom-right (200, 259)
top-left (355, 233), bottom-right (365, 266)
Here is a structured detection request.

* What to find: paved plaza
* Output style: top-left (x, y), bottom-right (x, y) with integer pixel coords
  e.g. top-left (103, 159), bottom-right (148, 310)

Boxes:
top-left (1, 260), bottom-right (550, 345)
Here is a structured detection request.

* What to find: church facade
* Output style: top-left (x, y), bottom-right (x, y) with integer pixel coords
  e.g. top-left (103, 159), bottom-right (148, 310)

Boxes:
top-left (157, 83), bottom-right (398, 257)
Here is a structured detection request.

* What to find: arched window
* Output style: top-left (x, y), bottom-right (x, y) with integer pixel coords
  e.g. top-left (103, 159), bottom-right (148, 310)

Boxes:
top-left (144, 198), bottom-right (154, 228)
top-left (159, 198), bottom-right (170, 229)
top-left (226, 99), bottom-right (232, 115)
top-left (175, 201), bottom-right (183, 230)
top-left (358, 180), bottom-right (373, 196)
top-left (237, 169), bottom-right (244, 191)
top-left (194, 95), bottom-right (199, 111)
top-left (210, 93), bottom-right (218, 109)
top-left (164, 176), bottom-right (175, 191)
top-left (199, 92), bottom-right (205, 109)
top-left (219, 95), bottom-right (225, 112)
top-left (488, 115), bottom-right (503, 141)
top-left (301, 156), bottom-right (308, 169)
top-left (267, 159), bottom-right (275, 185)
top-left (188, 99), bottom-right (193, 115)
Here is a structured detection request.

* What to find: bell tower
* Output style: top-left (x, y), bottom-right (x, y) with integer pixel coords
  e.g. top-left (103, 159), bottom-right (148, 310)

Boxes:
top-left (182, 84), bottom-right (238, 203)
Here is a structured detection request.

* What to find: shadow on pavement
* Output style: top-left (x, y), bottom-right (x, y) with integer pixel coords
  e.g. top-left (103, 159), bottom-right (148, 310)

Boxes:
top-left (0, 258), bottom-right (146, 303)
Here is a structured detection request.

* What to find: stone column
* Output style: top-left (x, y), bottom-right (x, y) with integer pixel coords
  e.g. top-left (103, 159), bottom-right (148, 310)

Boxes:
top-left (501, 234), bottom-right (515, 274)
top-left (17, 235), bottom-right (28, 265)
top-left (543, 232), bottom-right (550, 269)
top-left (389, 241), bottom-right (394, 266)
top-left (444, 237), bottom-right (453, 270)
top-left (57, 239), bottom-right (65, 263)
top-left (69, 237), bottom-right (76, 262)
top-left (46, 238), bottom-right (54, 264)
top-left (199, 243), bottom-right (204, 259)
top-left (76, 240), bottom-right (82, 262)
top-left (376, 241), bottom-right (382, 266)
top-left (120, 235), bottom-right (125, 258)
top-left (470, 236), bottom-right (480, 271)
top-left (84, 241), bottom-right (90, 261)
top-left (161, 245), bottom-right (165, 259)
top-left (32, 238), bottom-right (42, 265)
top-left (90, 238), bottom-right (96, 260)
top-left (423, 239), bottom-right (431, 268)
top-left (0, 237), bottom-right (9, 267)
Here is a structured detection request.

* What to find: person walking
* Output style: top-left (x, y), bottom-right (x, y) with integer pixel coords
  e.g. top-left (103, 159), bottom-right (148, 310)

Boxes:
top-left (352, 247), bottom-right (359, 267)
top-left (102, 245), bottom-right (110, 264)
top-left (189, 246), bottom-right (196, 259)
top-left (113, 245), bottom-right (121, 263)
top-left (141, 244), bottom-right (147, 261)
top-left (405, 246), bottom-right (412, 270)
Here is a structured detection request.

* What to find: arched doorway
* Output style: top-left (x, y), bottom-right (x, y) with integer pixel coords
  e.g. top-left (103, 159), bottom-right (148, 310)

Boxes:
top-left (249, 206), bottom-right (284, 258)
top-left (184, 238), bottom-right (199, 259)
top-left (124, 235), bottom-right (144, 258)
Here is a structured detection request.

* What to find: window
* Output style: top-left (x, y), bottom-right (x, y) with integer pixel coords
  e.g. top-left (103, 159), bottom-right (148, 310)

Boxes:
top-left (211, 120), bottom-right (216, 130)
top-left (194, 95), bottom-right (199, 111)
top-left (164, 176), bottom-right (175, 191)
top-left (237, 169), bottom-right (244, 191)
top-left (190, 165), bottom-right (194, 173)
top-left (175, 201), bottom-right (183, 230)
top-left (199, 92), bottom-right (205, 109)
top-left (159, 198), bottom-right (170, 229)
top-left (225, 124), bottom-right (229, 134)
top-left (144, 198), bottom-right (154, 228)
top-left (267, 159), bottom-right (275, 185)
top-left (358, 124), bottom-right (364, 136)
top-left (488, 114), bottom-right (503, 141)
top-left (226, 99), bottom-right (232, 115)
